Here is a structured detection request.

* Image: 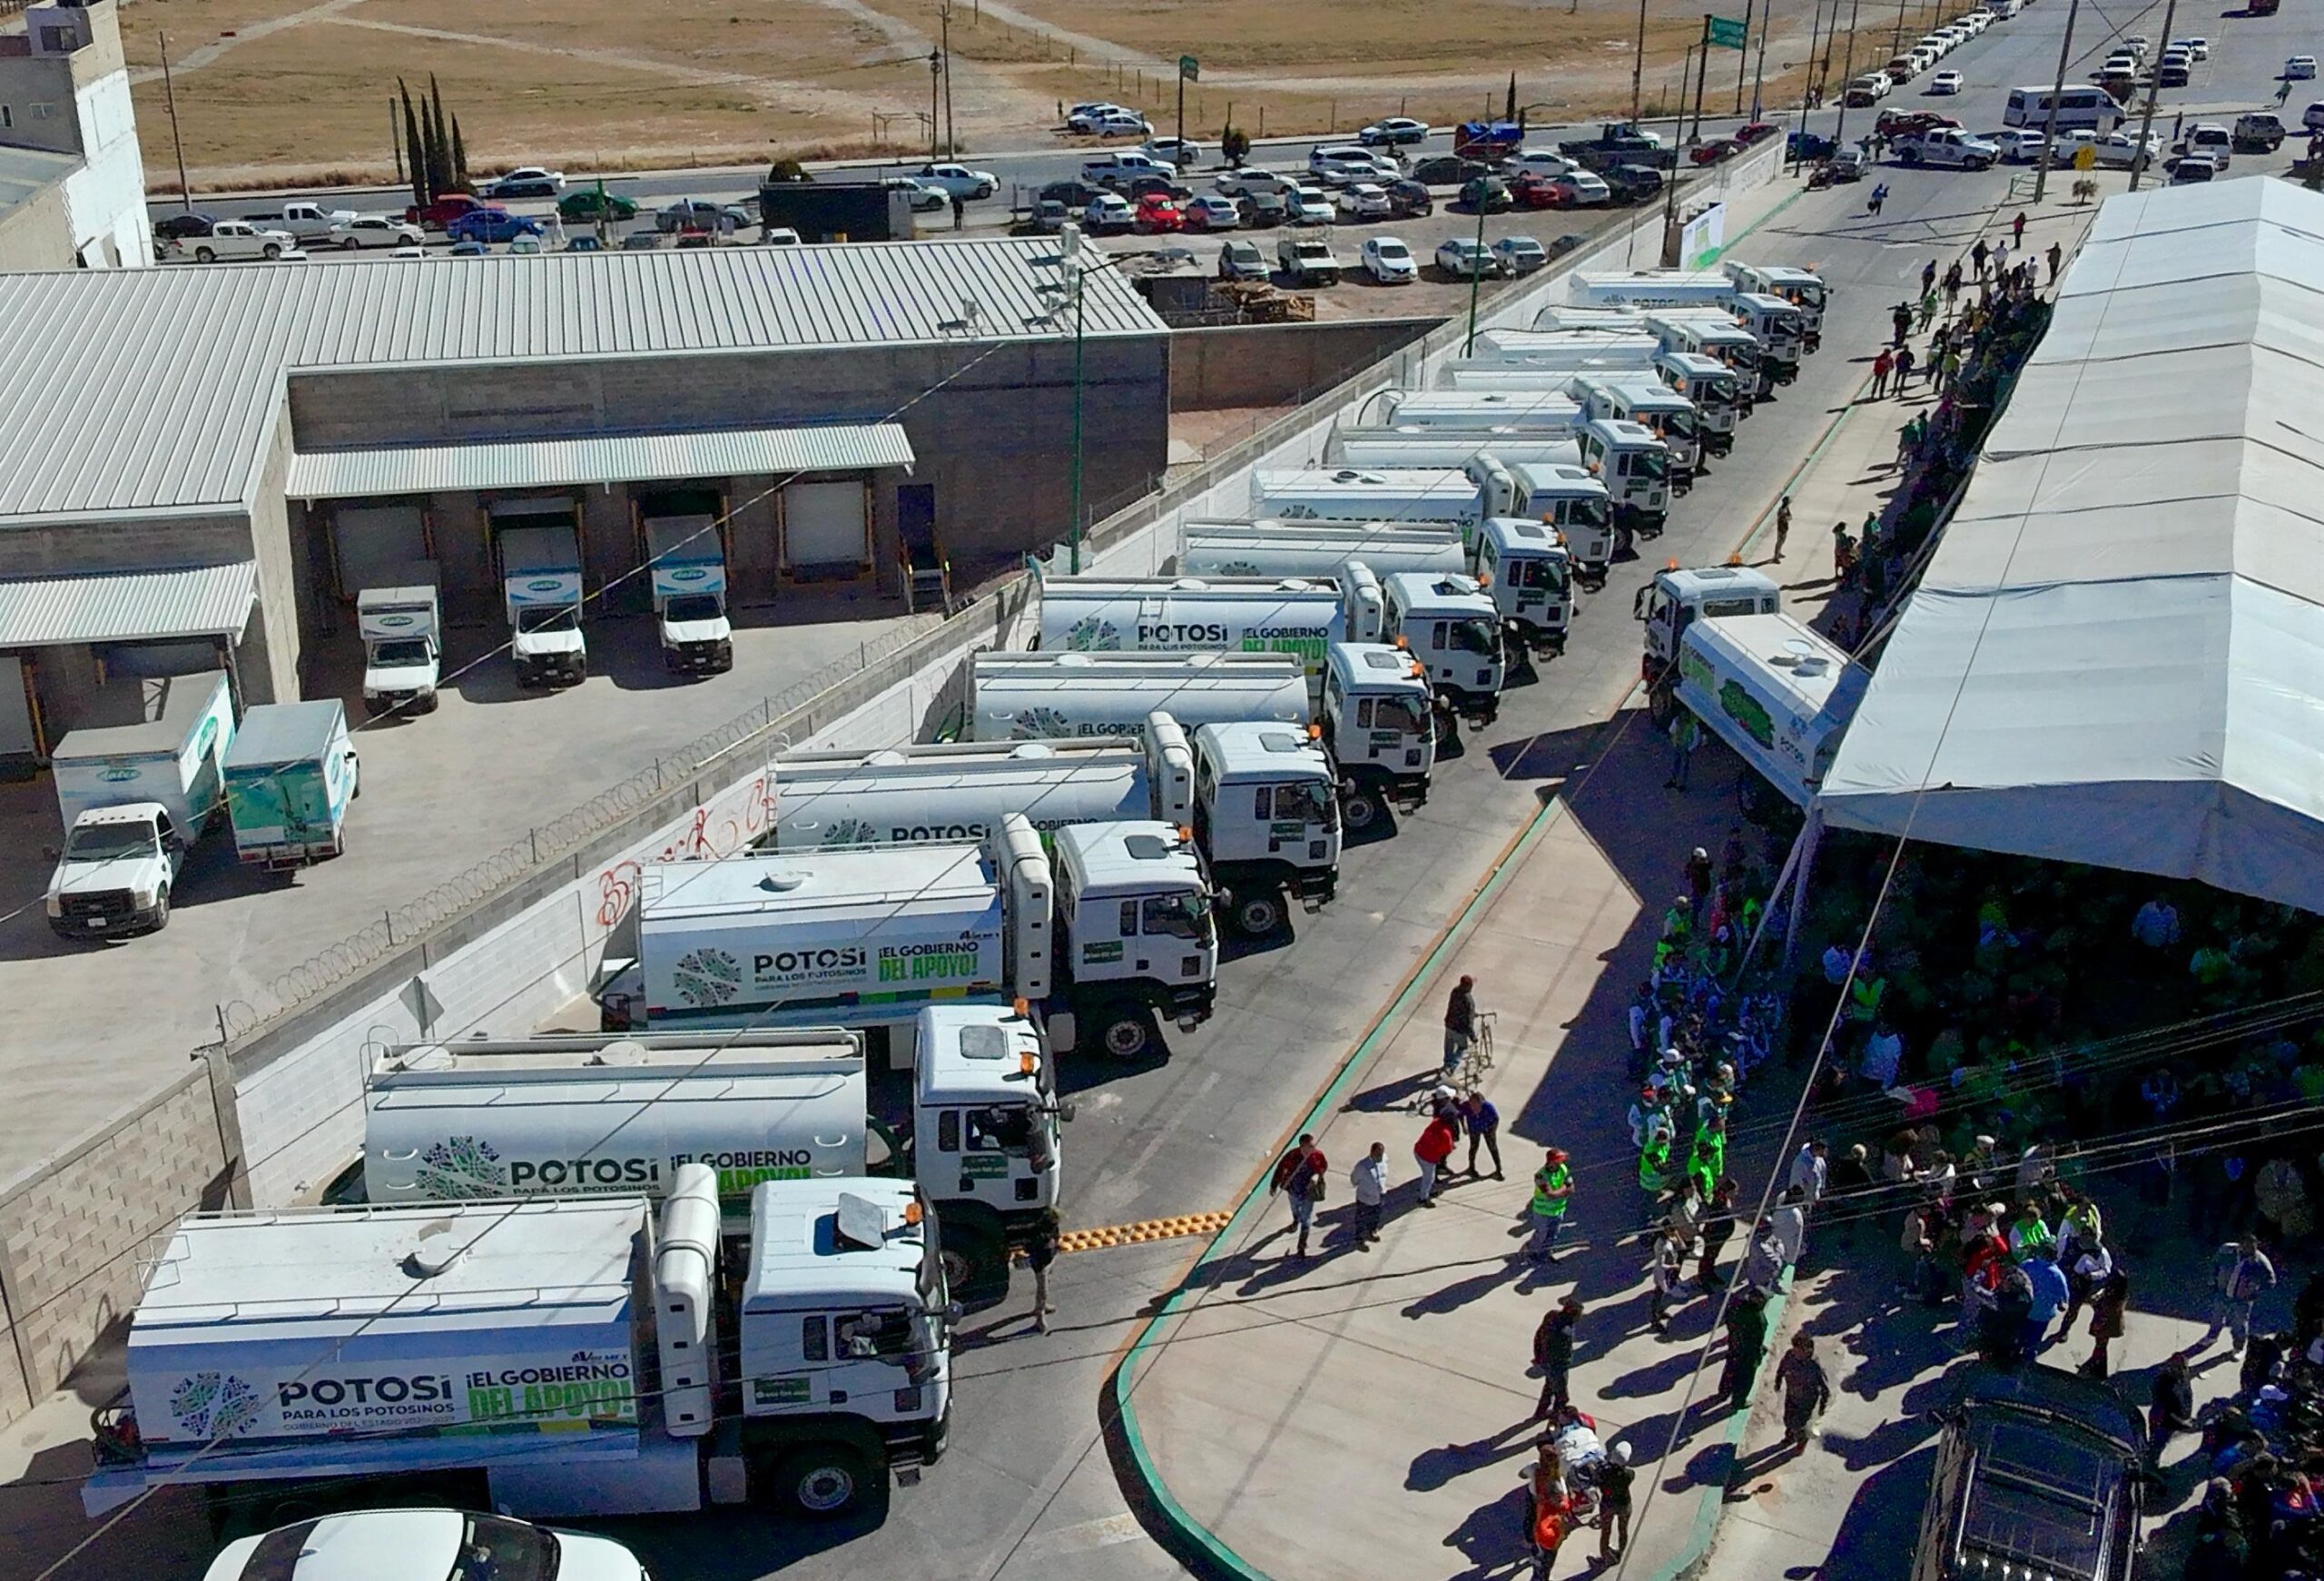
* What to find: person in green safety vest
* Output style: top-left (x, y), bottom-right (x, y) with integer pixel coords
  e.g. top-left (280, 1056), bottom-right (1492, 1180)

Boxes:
top-left (1845, 970), bottom-right (1886, 1024)
top-left (1528, 1148), bottom-right (1574, 1262)
top-left (1639, 1131), bottom-right (1674, 1224)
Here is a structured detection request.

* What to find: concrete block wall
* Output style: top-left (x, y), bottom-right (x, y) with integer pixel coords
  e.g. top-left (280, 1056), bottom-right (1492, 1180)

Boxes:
top-left (0, 1067), bottom-right (232, 1422)
top-left (1167, 317), bottom-right (1443, 412)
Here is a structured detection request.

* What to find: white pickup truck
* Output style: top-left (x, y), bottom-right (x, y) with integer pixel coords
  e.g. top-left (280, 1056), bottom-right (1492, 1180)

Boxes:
top-left (1277, 235), bottom-right (1343, 285)
top-left (243, 200), bottom-right (359, 243)
top-left (183, 220), bottom-right (296, 262)
top-left (1893, 127), bottom-right (2000, 169)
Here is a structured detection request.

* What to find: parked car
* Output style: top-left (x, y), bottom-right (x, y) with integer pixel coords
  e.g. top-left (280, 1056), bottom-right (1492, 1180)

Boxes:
top-left (1928, 69), bottom-right (1965, 94)
top-left (448, 208), bottom-right (542, 244)
top-left (390, 244), bottom-right (430, 259)
top-left (914, 162), bottom-right (999, 199)
top-left (557, 189), bottom-right (636, 222)
top-left (1510, 173), bottom-right (1564, 209)
top-left (1087, 110), bottom-right (1150, 136)
top-left (1084, 192), bottom-right (1134, 232)
top-left (507, 236), bottom-right (544, 254)
top-left (1275, 234), bottom-right (1344, 285)
top-left (1986, 128), bottom-right (2047, 163)
top-left (1459, 174), bottom-right (1512, 212)
top-left (619, 231), bottom-right (663, 250)
top-left (1237, 189), bottom-right (1289, 226)
top-left (484, 166), bottom-right (566, 198)
top-left (2286, 55), bottom-right (2317, 81)
top-left (887, 175), bottom-right (949, 212)
top-left (1039, 178), bottom-right (1107, 207)
top-left (1492, 235), bottom-right (1550, 274)
top-left (2173, 123), bottom-right (2230, 167)
top-left (762, 226), bottom-right (802, 246)
top-left (1216, 166), bottom-right (1295, 195)
top-left (1876, 109), bottom-right (1961, 138)
top-left (329, 215), bottom-right (425, 249)
top-left (1912, 1368), bottom-right (2142, 1581)
top-left (201, 1508), bottom-right (648, 1581)
top-left (1083, 150), bottom-right (1173, 185)
top-left (1604, 163), bottom-right (1664, 203)
top-left (1217, 238), bottom-right (1270, 281)
top-left (1548, 169), bottom-right (1610, 206)
top-left (655, 197), bottom-right (748, 232)
top-left (2159, 60), bottom-right (2190, 87)
top-left (1030, 197), bottom-right (1070, 233)
top-left (1287, 185), bottom-right (1335, 225)
top-left (185, 219), bottom-right (295, 262)
top-left (153, 212), bottom-right (219, 240)
top-left (1143, 136), bottom-right (1205, 166)
top-left (1123, 173), bottom-right (1194, 203)
top-left (1335, 182), bottom-right (1393, 219)
top-left (1411, 154), bottom-right (1488, 186)
top-left (566, 234), bottom-right (602, 251)
top-left (1502, 148), bottom-right (1573, 179)
top-left (1846, 74), bottom-right (1892, 105)
top-left (406, 193), bottom-right (488, 231)
top-left (1184, 193), bottom-right (1241, 230)
top-left (1067, 101), bottom-right (1136, 132)
top-left (1689, 137), bottom-right (1739, 165)
top-left (2167, 153), bottom-right (2218, 183)
top-left (1435, 237), bottom-right (1499, 278)
top-left (1360, 116), bottom-right (1432, 146)
top-left (1360, 235), bottom-right (1419, 282)
top-left (1310, 143), bottom-right (1398, 181)
top-left (1828, 145), bottom-right (1870, 181)
top-left (447, 240), bottom-right (491, 257)
top-left (1385, 179), bottom-right (1434, 217)
top-left (2233, 113), bottom-right (2289, 150)
top-left (1134, 193), bottom-right (1185, 232)
top-left (1735, 121), bottom-right (1782, 143)
top-left (2177, 36), bottom-right (2209, 60)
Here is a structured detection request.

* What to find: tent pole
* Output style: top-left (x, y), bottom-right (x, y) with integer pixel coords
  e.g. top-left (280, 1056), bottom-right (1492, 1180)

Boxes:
top-left (1784, 804), bottom-right (1825, 966)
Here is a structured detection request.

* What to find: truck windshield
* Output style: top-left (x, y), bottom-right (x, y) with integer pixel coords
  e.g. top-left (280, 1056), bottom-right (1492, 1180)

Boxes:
top-left (1728, 344), bottom-right (1761, 371)
top-left (1509, 555), bottom-right (1569, 594)
top-left (516, 606), bottom-right (579, 634)
top-left (1796, 283), bottom-right (1827, 310)
top-left (1374, 694), bottom-right (1432, 737)
top-left (1632, 449), bottom-right (1669, 480)
top-left (450, 1515), bottom-right (554, 1581)
top-left (1452, 618), bottom-right (1500, 656)
top-left (1142, 891), bottom-right (1215, 941)
top-left (373, 639), bottom-right (431, 667)
top-left (1662, 410), bottom-right (1699, 440)
top-left (1275, 777), bottom-right (1337, 828)
top-left (64, 823), bottom-right (157, 862)
top-left (665, 594), bottom-right (724, 623)
top-left (1567, 495), bottom-right (1612, 530)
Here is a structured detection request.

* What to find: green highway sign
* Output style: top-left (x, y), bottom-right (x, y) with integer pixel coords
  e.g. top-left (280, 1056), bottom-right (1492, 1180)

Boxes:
top-left (1708, 15), bottom-right (1747, 48)
top-left (1179, 54), bottom-right (1200, 80)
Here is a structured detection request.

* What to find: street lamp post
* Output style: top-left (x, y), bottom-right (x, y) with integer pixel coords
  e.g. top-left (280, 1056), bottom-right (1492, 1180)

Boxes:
top-left (1462, 193), bottom-right (1489, 354)
top-left (2030, 0), bottom-right (2081, 203)
top-left (2127, 0), bottom-right (2177, 193)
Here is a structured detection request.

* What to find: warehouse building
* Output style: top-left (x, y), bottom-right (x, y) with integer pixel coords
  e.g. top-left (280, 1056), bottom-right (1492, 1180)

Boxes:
top-left (0, 0), bottom-right (153, 270)
top-left (0, 239), bottom-right (1170, 759)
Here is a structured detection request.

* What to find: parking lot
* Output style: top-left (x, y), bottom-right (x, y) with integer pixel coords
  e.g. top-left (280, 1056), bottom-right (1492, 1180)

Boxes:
top-left (0, 597), bottom-right (923, 1190)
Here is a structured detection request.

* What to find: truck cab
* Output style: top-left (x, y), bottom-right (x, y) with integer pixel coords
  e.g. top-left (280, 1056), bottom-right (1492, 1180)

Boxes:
top-left (1049, 820), bottom-right (1218, 1056)
top-left (1728, 291), bottom-right (1807, 380)
top-left (501, 524), bottom-right (588, 687)
top-left (1319, 641), bottom-right (1435, 830)
top-left (1190, 721), bottom-right (1341, 935)
top-left (1639, 562), bottom-right (1782, 681)
top-left (1656, 351), bottom-right (1741, 450)
top-left (646, 515), bottom-right (734, 676)
top-left (1646, 313), bottom-right (1766, 406)
top-left (46, 805), bottom-right (186, 939)
top-left (1573, 375), bottom-right (1701, 481)
top-left (1723, 262), bottom-right (1829, 346)
top-left (1380, 570), bottom-right (1504, 730)
top-left (911, 1003), bottom-right (1066, 1290)
top-left (1472, 517), bottom-right (1575, 653)
top-left (1480, 459), bottom-right (1618, 588)
top-left (1576, 417), bottom-right (1671, 534)
top-left (357, 566), bottom-right (441, 717)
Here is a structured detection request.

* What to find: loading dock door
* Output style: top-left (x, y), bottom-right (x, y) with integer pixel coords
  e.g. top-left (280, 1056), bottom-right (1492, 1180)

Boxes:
top-left (331, 505), bottom-right (430, 599)
top-left (782, 480), bottom-right (869, 577)
top-left (0, 657), bottom-right (34, 776)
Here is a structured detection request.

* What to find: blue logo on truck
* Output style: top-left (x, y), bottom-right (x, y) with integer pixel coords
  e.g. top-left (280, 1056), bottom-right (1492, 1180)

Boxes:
top-left (169, 1370), bottom-right (261, 1438)
top-left (98, 766), bottom-right (142, 783)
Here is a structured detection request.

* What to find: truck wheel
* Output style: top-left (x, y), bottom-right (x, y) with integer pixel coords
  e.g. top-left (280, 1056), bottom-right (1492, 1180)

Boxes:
top-left (262, 242), bottom-right (282, 259)
top-left (340, 236), bottom-right (361, 250)
top-left (194, 246), bottom-right (216, 263)
top-left (1339, 782), bottom-right (1384, 833)
top-left (774, 1445), bottom-right (875, 1519)
top-left (1093, 1002), bottom-right (1156, 1061)
top-left (149, 891), bottom-right (170, 933)
top-left (938, 1221), bottom-right (1005, 1294)
top-left (1228, 888), bottom-right (1287, 938)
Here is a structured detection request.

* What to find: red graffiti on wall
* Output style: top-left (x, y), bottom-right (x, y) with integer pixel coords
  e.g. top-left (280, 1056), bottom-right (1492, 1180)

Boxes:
top-left (593, 770), bottom-right (779, 931)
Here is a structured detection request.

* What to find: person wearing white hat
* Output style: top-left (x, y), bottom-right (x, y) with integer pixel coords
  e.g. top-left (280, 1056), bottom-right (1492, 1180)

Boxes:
top-left (1596, 1441), bottom-right (1635, 1560)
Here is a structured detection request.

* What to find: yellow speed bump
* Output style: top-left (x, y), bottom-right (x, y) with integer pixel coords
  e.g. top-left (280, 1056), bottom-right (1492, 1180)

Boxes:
top-left (1059, 1210), bottom-right (1233, 1254)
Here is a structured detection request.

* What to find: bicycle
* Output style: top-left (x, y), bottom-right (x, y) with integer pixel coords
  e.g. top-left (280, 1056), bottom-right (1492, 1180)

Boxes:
top-left (1405, 1009), bottom-right (1497, 1111)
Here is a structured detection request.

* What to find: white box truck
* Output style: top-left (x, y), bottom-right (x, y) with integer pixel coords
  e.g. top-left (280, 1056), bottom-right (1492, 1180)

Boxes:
top-left (356, 564), bottom-right (441, 717)
top-left (1638, 562), bottom-right (1783, 683)
top-left (222, 700), bottom-right (360, 867)
top-left (44, 670), bottom-right (235, 940)
top-left (84, 1173), bottom-right (951, 1524)
top-left (502, 524), bottom-right (587, 687)
top-left (1189, 720), bottom-right (1341, 936)
top-left (364, 1007), bottom-right (1063, 1290)
top-left (1178, 519), bottom-right (1467, 580)
top-left (646, 514), bottom-right (734, 677)
top-left (966, 651), bottom-right (1310, 742)
top-left (767, 722), bottom-right (1194, 847)
top-left (1033, 566), bottom-right (1364, 688)
top-left (1673, 612), bottom-right (1868, 809)
top-left (600, 813), bottom-right (1215, 1063)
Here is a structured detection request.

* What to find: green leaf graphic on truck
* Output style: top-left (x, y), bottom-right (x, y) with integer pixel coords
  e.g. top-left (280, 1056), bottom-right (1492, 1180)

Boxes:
top-left (417, 1135), bottom-right (510, 1198)
top-left (1718, 679), bottom-right (1774, 747)
top-left (1066, 616), bottom-right (1122, 651)
top-left (169, 1370), bottom-right (261, 1439)
top-left (672, 946), bottom-right (743, 1006)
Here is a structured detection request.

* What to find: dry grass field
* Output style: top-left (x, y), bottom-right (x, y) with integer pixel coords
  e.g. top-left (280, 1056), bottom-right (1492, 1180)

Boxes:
top-left (117, 0), bottom-right (1937, 187)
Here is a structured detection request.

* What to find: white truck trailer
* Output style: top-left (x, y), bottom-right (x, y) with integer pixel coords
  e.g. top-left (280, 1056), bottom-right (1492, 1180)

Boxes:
top-left (1673, 612), bottom-right (1868, 808)
top-left (1326, 422), bottom-right (1670, 535)
top-left (43, 670), bottom-right (235, 940)
top-left (356, 564), bottom-right (441, 717)
top-left (966, 651), bottom-right (1310, 741)
top-left (645, 514), bottom-right (734, 676)
top-left (365, 1007), bottom-right (1063, 1290)
top-left (601, 813), bottom-right (1216, 1062)
top-left (1246, 467), bottom-right (1482, 535)
top-left (1179, 519), bottom-right (1466, 579)
top-left (767, 725), bottom-right (1193, 847)
top-left (84, 1173), bottom-right (951, 1524)
top-left (1033, 567), bottom-right (1364, 687)
top-left (1443, 352), bottom-right (1740, 451)
top-left (501, 523), bottom-right (588, 687)
top-left (1563, 272), bottom-right (1807, 376)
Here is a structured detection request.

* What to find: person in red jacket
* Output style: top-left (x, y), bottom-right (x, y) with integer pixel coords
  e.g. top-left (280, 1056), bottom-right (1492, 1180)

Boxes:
top-left (1415, 1112), bottom-right (1459, 1206)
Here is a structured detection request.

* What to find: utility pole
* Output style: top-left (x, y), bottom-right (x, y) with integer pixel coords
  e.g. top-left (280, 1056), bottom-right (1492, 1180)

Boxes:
top-left (1796, 0), bottom-right (1827, 168)
top-left (1631, 0), bottom-right (1649, 118)
top-left (1751, 1), bottom-right (1769, 119)
top-left (929, 51), bottom-right (942, 161)
top-left (1462, 193), bottom-right (1488, 354)
top-left (2031, 0), bottom-right (2080, 202)
top-left (940, 5), bottom-right (956, 155)
top-left (2127, 0), bottom-right (2176, 192)
top-left (1892, 0), bottom-right (1908, 59)
top-left (1736, 0), bottom-right (1754, 113)
top-left (1832, 0), bottom-right (1864, 151)
top-left (390, 98), bottom-right (403, 186)
top-left (1176, 60), bottom-right (1186, 154)
top-left (1688, 16), bottom-right (1710, 143)
top-left (158, 30), bottom-right (192, 212)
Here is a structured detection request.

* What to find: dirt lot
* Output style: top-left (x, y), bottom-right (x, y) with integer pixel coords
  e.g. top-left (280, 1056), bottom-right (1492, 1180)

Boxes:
top-left (121, 0), bottom-right (1915, 185)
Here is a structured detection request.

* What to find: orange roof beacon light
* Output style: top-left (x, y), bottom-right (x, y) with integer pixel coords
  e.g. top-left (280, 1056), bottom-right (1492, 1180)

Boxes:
top-left (1727, 551), bottom-right (1743, 567)
top-left (1665, 558), bottom-right (1681, 570)
top-left (1307, 722), bottom-right (1324, 740)
top-left (903, 1199), bottom-right (924, 1227)
top-left (1012, 996), bottom-right (1031, 1018)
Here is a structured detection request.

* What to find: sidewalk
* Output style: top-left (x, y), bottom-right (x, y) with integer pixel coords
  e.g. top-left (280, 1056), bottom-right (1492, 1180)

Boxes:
top-left (1110, 178), bottom-right (2117, 1581)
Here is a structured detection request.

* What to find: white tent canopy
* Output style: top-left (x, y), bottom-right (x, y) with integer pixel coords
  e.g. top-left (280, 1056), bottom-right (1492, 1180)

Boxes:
top-left (1816, 179), bottom-right (2324, 915)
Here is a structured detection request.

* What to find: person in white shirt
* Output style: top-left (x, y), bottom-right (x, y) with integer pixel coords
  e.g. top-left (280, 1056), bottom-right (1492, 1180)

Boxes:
top-left (1770, 1187), bottom-right (1807, 1266)
top-left (1860, 1021), bottom-right (1905, 1088)
top-left (1350, 1142), bottom-right (1388, 1249)
top-left (1789, 1141), bottom-right (1829, 1208)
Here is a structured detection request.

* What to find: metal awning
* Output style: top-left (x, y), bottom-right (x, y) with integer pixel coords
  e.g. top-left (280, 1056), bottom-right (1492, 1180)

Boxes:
top-left (0, 563), bottom-right (257, 647)
top-left (287, 423), bottom-right (916, 500)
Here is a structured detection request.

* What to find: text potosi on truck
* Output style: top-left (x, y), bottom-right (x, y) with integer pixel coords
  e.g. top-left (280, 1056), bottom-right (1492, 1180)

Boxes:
top-left (44, 670), bottom-right (235, 940)
top-left (86, 1171), bottom-right (951, 1525)
top-left (364, 1008), bottom-right (1065, 1292)
top-left (599, 812), bottom-right (1216, 1062)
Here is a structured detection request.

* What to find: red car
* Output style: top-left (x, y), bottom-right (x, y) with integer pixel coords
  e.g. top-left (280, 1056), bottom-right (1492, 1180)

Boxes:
top-left (405, 193), bottom-right (488, 231)
top-left (1509, 173), bottom-right (1565, 209)
top-left (1689, 138), bottom-right (1738, 165)
top-left (1735, 121), bottom-right (1781, 144)
top-left (1876, 109), bottom-right (1961, 139)
top-left (1134, 193), bottom-right (1185, 232)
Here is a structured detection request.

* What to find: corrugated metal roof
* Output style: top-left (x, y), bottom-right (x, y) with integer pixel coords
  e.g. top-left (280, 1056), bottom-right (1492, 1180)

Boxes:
top-left (0, 562), bottom-right (256, 647)
top-left (0, 239), bottom-right (1163, 526)
top-left (287, 422), bottom-right (916, 499)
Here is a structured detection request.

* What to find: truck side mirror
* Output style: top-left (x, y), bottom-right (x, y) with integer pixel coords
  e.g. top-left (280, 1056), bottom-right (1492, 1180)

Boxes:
top-left (1057, 1102), bottom-right (1078, 1124)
